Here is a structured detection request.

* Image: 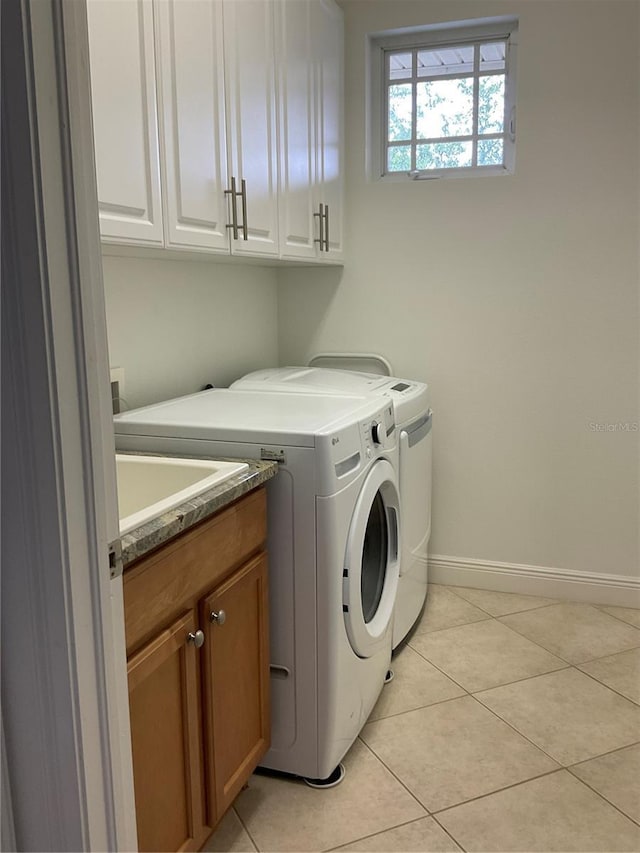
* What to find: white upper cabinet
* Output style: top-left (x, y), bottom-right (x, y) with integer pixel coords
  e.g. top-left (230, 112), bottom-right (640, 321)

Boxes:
top-left (276, 0), bottom-right (316, 260)
top-left (156, 0), bottom-right (279, 258)
top-left (313, 0), bottom-right (344, 261)
top-left (223, 0), bottom-right (280, 258)
top-left (277, 0), bottom-right (344, 262)
top-left (155, 0), bottom-right (229, 252)
top-left (87, 0), bottom-right (343, 263)
top-left (86, 0), bottom-right (163, 245)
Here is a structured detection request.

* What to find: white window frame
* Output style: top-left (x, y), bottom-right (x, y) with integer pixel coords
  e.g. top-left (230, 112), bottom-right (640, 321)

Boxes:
top-left (367, 17), bottom-right (518, 181)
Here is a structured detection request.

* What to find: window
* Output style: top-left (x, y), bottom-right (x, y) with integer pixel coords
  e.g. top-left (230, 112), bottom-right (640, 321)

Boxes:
top-left (369, 18), bottom-right (518, 180)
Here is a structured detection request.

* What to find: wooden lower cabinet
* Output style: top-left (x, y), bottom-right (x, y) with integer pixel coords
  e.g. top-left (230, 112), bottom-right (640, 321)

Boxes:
top-left (124, 489), bottom-right (270, 852)
top-left (127, 612), bottom-right (209, 852)
top-left (202, 553), bottom-right (270, 823)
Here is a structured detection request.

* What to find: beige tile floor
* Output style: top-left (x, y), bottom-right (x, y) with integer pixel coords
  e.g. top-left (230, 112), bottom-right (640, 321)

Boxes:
top-left (204, 584), bottom-right (640, 852)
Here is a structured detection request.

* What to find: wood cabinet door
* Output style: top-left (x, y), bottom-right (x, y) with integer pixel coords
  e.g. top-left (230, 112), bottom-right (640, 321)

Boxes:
top-left (155, 0), bottom-right (230, 252)
top-left (312, 0), bottom-right (344, 261)
top-left (86, 0), bottom-right (163, 245)
top-left (201, 553), bottom-right (270, 823)
top-left (223, 0), bottom-right (279, 258)
top-left (127, 611), bottom-right (210, 853)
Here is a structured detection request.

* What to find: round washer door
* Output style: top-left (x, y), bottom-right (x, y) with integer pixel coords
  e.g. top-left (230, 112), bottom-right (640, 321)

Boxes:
top-left (343, 459), bottom-right (400, 658)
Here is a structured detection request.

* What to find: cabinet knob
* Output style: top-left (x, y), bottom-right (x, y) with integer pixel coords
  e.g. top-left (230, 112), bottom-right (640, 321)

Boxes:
top-left (209, 609), bottom-right (226, 626)
top-left (186, 629), bottom-right (205, 648)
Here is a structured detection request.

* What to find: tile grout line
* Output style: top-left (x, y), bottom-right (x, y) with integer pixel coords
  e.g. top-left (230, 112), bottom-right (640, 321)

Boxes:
top-left (423, 814), bottom-right (467, 852)
top-left (565, 746), bottom-right (640, 830)
top-left (407, 637), bottom-right (476, 693)
top-left (568, 738), bottom-right (640, 769)
top-left (434, 584), bottom-right (499, 618)
top-left (369, 659), bottom-right (470, 722)
top-left (465, 690), bottom-right (567, 767)
top-left (356, 735), bottom-right (432, 816)
top-left (411, 599), bottom-right (639, 702)
top-left (368, 666), bottom-right (640, 825)
top-left (464, 662), bottom-right (571, 696)
top-left (492, 617), bottom-right (577, 667)
top-left (472, 672), bottom-right (640, 769)
top-left (413, 607), bottom-right (579, 669)
top-left (441, 584), bottom-right (563, 619)
top-left (231, 804), bottom-right (260, 853)
top-left (236, 589), bottom-right (639, 853)
top-left (358, 732), bottom-right (566, 839)
top-left (408, 617), bottom-right (572, 694)
top-left (575, 664), bottom-right (640, 707)
top-left (321, 814), bottom-right (461, 853)
top-left (409, 614), bottom-right (492, 640)
top-left (576, 641), bottom-right (640, 667)
top-left (591, 603), bottom-right (640, 631)
top-left (430, 766), bottom-right (567, 818)
top-left (375, 646), bottom-right (574, 750)
top-left (369, 684), bottom-right (474, 724)
top-left (418, 590), bottom-right (640, 671)
top-left (388, 636), bottom-right (639, 771)
top-left (496, 606), bottom-right (640, 666)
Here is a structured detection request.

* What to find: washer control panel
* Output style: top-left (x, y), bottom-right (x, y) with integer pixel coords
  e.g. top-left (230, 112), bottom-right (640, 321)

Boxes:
top-left (318, 400), bottom-right (397, 495)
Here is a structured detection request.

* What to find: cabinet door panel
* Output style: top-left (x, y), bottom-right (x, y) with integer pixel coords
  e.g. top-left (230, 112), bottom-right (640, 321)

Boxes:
top-left (202, 553), bottom-right (270, 822)
top-left (313, 0), bottom-right (344, 260)
top-left (277, 0), bottom-right (316, 260)
top-left (86, 0), bottom-right (163, 245)
top-left (223, 0), bottom-right (279, 258)
top-left (128, 611), bottom-right (209, 852)
top-left (156, 0), bottom-right (230, 251)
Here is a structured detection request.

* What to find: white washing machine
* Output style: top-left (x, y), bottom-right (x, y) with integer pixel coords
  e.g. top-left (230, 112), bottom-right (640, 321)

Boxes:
top-left (114, 389), bottom-right (400, 782)
top-left (231, 367), bottom-right (432, 649)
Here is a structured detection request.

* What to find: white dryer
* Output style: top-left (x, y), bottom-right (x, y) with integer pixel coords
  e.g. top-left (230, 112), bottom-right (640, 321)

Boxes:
top-left (114, 389), bottom-right (400, 783)
top-left (231, 367), bottom-right (432, 648)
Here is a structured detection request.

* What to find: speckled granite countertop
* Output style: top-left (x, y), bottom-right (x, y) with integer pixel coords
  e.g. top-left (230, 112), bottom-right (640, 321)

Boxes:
top-left (119, 454), bottom-right (278, 568)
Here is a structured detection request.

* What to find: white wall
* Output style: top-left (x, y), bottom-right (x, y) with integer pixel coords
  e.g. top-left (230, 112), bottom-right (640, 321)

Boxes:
top-left (278, 0), bottom-right (640, 579)
top-left (103, 253), bottom-right (279, 409)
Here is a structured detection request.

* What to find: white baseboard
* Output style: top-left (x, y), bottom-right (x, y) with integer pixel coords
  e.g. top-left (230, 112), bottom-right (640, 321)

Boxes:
top-left (428, 555), bottom-right (640, 609)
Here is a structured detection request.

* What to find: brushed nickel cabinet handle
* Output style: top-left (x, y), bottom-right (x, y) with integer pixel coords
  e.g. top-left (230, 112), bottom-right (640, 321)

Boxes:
top-left (314, 203), bottom-right (324, 248)
top-left (240, 179), bottom-right (248, 241)
top-left (323, 204), bottom-right (329, 252)
top-left (186, 629), bottom-right (205, 648)
top-left (225, 176), bottom-right (239, 240)
top-left (209, 609), bottom-right (226, 626)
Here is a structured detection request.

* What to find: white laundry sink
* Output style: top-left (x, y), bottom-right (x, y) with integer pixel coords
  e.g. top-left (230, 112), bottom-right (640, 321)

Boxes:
top-left (116, 454), bottom-right (248, 535)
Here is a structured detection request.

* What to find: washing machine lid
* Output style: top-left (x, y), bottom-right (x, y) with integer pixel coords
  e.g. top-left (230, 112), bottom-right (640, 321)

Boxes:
top-left (233, 366), bottom-right (387, 394)
top-left (114, 388), bottom-right (381, 447)
top-left (232, 367), bottom-right (430, 426)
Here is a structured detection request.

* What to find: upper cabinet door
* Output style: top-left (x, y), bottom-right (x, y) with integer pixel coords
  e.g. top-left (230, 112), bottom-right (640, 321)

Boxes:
top-left (223, 0), bottom-right (279, 258)
top-left (86, 0), bottom-right (163, 245)
top-left (155, 0), bottom-right (230, 252)
top-left (312, 0), bottom-right (344, 261)
top-left (276, 0), bottom-right (317, 261)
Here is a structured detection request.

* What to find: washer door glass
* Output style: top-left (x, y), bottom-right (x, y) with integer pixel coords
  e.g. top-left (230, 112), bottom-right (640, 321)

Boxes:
top-left (361, 491), bottom-right (388, 623)
top-left (343, 459), bottom-right (400, 659)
